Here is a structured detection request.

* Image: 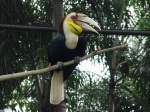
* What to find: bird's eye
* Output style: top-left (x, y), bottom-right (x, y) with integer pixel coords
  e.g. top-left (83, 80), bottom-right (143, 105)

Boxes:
top-left (71, 14), bottom-right (78, 20)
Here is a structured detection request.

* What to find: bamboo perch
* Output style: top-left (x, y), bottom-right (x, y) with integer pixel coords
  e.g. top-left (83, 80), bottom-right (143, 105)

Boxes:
top-left (0, 44), bottom-right (128, 81)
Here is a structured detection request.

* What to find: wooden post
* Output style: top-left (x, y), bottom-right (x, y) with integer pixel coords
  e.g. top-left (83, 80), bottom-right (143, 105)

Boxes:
top-left (108, 50), bottom-right (117, 112)
top-left (52, 0), bottom-right (64, 30)
top-left (51, 101), bottom-right (66, 112)
top-left (50, 0), bottom-right (66, 112)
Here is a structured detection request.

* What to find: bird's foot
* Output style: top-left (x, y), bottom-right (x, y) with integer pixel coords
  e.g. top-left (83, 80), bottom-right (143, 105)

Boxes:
top-left (57, 61), bottom-right (64, 70)
top-left (74, 56), bottom-right (81, 64)
top-left (95, 46), bottom-right (101, 52)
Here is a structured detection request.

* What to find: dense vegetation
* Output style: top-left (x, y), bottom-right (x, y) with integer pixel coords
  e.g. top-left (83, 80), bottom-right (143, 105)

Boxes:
top-left (0, 0), bottom-right (149, 111)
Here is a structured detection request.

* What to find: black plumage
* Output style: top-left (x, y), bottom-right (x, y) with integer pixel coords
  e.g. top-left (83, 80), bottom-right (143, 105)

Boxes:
top-left (48, 33), bottom-right (87, 80)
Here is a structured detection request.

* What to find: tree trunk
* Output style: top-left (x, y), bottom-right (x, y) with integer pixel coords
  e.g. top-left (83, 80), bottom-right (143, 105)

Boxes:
top-left (108, 50), bottom-right (117, 112)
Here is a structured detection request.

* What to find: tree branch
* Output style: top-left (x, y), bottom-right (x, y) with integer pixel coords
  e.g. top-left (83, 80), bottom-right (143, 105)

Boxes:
top-left (0, 44), bottom-right (128, 81)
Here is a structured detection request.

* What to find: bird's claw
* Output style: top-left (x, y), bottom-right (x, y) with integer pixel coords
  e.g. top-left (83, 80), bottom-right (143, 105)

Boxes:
top-left (57, 61), bottom-right (64, 70)
top-left (74, 56), bottom-right (80, 64)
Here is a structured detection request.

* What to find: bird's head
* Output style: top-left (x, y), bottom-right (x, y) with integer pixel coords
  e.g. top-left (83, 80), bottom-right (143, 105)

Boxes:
top-left (63, 12), bottom-right (100, 35)
top-left (62, 12), bottom-right (100, 49)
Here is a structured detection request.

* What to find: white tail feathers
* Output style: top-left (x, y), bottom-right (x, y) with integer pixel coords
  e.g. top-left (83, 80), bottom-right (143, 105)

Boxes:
top-left (50, 70), bottom-right (64, 104)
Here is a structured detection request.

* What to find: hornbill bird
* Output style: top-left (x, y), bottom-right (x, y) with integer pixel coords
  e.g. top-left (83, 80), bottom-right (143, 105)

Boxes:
top-left (48, 12), bottom-right (100, 104)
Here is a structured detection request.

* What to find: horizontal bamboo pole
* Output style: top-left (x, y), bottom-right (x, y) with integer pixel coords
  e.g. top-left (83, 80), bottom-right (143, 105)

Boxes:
top-left (0, 24), bottom-right (150, 36)
top-left (0, 44), bottom-right (128, 81)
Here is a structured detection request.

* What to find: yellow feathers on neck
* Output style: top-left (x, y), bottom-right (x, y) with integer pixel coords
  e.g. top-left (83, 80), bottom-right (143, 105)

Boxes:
top-left (66, 20), bottom-right (83, 35)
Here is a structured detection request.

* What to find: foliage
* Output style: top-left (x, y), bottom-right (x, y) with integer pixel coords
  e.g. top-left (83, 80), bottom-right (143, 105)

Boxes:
top-left (67, 69), bottom-right (108, 111)
top-left (0, 0), bottom-right (149, 111)
top-left (0, 0), bottom-right (51, 111)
